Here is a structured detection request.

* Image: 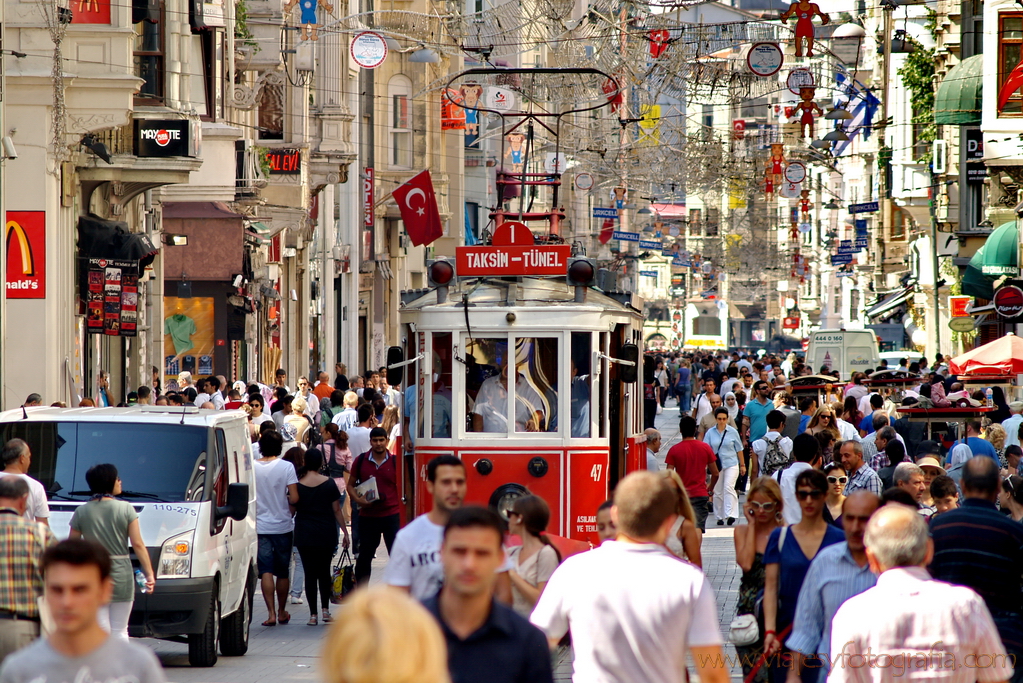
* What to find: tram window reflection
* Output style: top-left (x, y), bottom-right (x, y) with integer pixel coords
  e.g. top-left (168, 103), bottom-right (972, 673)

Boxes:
top-left (468, 337), bottom-right (555, 434)
top-left (565, 332), bottom-right (591, 438)
top-left (432, 332), bottom-right (453, 438)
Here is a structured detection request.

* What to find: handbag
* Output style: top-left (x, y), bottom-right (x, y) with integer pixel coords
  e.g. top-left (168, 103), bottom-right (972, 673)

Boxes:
top-left (330, 548), bottom-right (356, 603)
top-left (729, 614), bottom-right (759, 646)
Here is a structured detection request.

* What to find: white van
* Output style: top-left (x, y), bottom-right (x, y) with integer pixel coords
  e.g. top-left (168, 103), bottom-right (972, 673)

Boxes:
top-left (0, 406), bottom-right (256, 667)
top-left (805, 329), bottom-right (881, 381)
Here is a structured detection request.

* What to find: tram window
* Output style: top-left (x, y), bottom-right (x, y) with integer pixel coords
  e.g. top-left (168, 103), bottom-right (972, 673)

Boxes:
top-left (432, 332), bottom-right (453, 438)
top-left (468, 337), bottom-right (557, 434)
top-left (599, 332), bottom-right (608, 438)
top-left (569, 332), bottom-right (592, 438)
top-left (467, 338), bottom-right (508, 433)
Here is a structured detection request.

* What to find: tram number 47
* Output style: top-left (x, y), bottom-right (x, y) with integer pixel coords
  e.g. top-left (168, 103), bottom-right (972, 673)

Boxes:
top-left (590, 464), bottom-right (603, 481)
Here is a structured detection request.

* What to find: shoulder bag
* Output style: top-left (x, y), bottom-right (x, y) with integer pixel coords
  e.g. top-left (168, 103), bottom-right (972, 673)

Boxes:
top-left (729, 528), bottom-right (787, 646)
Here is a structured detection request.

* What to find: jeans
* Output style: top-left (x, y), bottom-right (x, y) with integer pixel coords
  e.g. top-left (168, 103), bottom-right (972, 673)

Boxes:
top-left (690, 496), bottom-right (710, 531)
top-left (713, 464), bottom-right (740, 520)
top-left (677, 384), bottom-right (691, 413)
top-left (296, 544), bottom-right (335, 614)
top-left (290, 548), bottom-right (305, 598)
top-left (354, 513), bottom-right (400, 585)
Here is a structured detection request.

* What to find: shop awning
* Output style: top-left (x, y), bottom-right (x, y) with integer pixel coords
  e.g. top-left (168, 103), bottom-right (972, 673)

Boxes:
top-left (962, 244), bottom-right (995, 300)
top-left (866, 286), bottom-right (913, 318)
top-left (162, 202), bottom-right (245, 281)
top-left (934, 54), bottom-right (983, 126)
top-left (981, 220), bottom-right (1019, 276)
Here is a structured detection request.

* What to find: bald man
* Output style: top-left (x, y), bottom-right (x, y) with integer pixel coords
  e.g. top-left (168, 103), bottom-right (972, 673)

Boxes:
top-left (829, 505), bottom-right (1011, 683)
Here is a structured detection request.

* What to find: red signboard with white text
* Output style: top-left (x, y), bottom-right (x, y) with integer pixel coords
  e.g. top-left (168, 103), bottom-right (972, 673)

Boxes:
top-left (363, 168), bottom-right (375, 228)
top-left (6, 211), bottom-right (46, 299)
top-left (456, 245), bottom-right (571, 277)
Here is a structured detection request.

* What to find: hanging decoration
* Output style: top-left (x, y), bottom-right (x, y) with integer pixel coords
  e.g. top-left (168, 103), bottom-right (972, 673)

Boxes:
top-left (504, 133), bottom-right (527, 173)
top-left (786, 68), bottom-right (815, 95)
top-left (799, 189), bottom-right (813, 220)
top-left (441, 88), bottom-right (466, 130)
top-left (460, 84), bottom-right (483, 147)
top-left (797, 86), bottom-right (823, 139)
top-left (285, 0), bottom-right (334, 41)
top-left (746, 42), bottom-right (784, 77)
top-left (780, 0), bottom-right (830, 57)
top-left (649, 29), bottom-right (671, 58)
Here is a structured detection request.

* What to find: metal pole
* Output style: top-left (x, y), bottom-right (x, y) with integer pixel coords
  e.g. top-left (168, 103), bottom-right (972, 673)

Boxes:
top-left (928, 170), bottom-right (941, 356)
top-left (878, 1), bottom-right (895, 285)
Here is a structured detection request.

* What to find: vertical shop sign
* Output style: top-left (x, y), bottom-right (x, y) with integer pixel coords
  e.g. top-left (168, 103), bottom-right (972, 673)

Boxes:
top-left (5, 211), bottom-right (46, 299)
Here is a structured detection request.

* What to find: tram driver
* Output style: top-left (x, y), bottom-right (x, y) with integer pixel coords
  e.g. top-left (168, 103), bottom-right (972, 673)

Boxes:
top-left (472, 362), bottom-right (546, 433)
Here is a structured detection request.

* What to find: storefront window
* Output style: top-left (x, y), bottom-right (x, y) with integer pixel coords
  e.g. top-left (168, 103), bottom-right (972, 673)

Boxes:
top-left (999, 14), bottom-right (1023, 115)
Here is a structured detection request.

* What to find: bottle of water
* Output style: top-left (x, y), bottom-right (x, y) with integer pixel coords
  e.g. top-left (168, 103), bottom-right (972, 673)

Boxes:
top-left (135, 569), bottom-right (148, 594)
top-left (986, 388), bottom-right (994, 408)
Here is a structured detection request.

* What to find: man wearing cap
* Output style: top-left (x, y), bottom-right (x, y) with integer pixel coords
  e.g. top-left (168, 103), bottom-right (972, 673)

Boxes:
top-left (1005, 402), bottom-right (1023, 450)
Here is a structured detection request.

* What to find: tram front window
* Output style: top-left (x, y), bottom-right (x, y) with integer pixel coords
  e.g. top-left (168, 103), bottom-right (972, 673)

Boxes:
top-left (568, 332), bottom-right (592, 438)
top-left (468, 337), bottom-right (556, 434)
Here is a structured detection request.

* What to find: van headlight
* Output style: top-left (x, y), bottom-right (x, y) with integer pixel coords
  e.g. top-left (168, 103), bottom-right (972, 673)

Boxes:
top-left (158, 530), bottom-right (193, 578)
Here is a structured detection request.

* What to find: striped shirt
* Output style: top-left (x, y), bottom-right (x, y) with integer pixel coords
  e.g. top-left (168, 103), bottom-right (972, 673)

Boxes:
top-left (0, 509), bottom-right (55, 617)
top-left (787, 542), bottom-right (876, 677)
top-left (844, 463), bottom-right (883, 497)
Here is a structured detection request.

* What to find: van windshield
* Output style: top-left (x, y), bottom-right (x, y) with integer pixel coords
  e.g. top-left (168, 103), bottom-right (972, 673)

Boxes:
top-left (2, 422), bottom-right (209, 503)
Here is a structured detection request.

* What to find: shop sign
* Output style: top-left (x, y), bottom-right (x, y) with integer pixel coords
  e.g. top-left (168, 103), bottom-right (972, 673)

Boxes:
top-left (949, 295), bottom-right (972, 318)
top-left (5, 211), bottom-right (45, 299)
top-left (134, 119), bottom-right (196, 157)
top-left (267, 148), bottom-right (301, 174)
top-left (948, 317), bottom-right (976, 332)
top-left (783, 316), bottom-right (800, 329)
top-left (994, 285), bottom-right (1023, 319)
top-left (363, 168), bottom-right (375, 227)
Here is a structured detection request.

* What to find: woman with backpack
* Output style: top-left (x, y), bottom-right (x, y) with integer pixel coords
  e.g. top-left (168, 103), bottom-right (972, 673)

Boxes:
top-left (312, 424), bottom-right (353, 503)
top-left (506, 495), bottom-right (560, 618)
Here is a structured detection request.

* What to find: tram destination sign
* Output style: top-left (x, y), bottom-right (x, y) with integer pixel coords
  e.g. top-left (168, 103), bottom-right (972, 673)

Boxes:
top-left (456, 244), bottom-right (572, 277)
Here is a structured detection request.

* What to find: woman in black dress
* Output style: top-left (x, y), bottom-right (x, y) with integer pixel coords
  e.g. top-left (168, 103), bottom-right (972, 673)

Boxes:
top-left (295, 449), bottom-right (350, 625)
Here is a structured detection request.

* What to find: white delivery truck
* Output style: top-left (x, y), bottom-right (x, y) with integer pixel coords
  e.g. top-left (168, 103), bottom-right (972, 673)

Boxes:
top-left (805, 329), bottom-right (881, 381)
top-left (0, 405), bottom-right (256, 667)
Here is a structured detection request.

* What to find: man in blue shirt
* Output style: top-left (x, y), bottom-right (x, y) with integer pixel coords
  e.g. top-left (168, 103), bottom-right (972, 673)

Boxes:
top-left (742, 380), bottom-right (773, 446)
top-left (961, 419), bottom-right (1000, 462)
top-left (786, 491), bottom-right (881, 683)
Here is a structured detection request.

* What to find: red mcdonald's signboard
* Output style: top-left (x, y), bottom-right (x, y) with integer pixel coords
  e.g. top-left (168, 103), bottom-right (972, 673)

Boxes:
top-left (5, 211), bottom-right (45, 299)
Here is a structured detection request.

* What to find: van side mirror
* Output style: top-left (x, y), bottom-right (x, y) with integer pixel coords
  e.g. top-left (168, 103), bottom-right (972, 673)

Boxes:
top-left (216, 482), bottom-right (249, 521)
top-left (619, 343), bottom-right (639, 383)
top-left (386, 346), bottom-right (405, 387)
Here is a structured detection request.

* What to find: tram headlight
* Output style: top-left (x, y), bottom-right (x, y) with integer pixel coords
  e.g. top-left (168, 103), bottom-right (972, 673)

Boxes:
top-left (528, 456), bottom-right (549, 478)
top-left (474, 458), bottom-right (494, 475)
top-left (567, 257), bottom-right (596, 287)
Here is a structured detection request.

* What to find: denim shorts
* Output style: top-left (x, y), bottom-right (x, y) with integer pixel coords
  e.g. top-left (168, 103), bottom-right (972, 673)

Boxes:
top-left (257, 532), bottom-right (293, 577)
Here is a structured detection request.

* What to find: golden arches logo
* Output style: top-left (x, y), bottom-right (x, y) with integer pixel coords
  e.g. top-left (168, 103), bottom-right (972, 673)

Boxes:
top-left (6, 220), bottom-right (35, 277)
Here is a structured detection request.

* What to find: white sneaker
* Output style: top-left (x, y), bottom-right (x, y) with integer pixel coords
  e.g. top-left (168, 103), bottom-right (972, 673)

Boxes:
top-left (290, 596), bottom-right (304, 604)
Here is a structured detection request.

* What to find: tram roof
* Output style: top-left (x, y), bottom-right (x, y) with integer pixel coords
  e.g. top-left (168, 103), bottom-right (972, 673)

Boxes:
top-left (400, 277), bottom-right (643, 316)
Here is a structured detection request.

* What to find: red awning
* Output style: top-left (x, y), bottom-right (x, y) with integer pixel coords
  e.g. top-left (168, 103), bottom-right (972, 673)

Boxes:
top-left (949, 333), bottom-right (1023, 375)
top-left (651, 203), bottom-right (686, 218)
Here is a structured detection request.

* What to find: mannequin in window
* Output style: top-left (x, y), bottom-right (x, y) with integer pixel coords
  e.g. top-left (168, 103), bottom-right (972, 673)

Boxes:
top-left (165, 301), bottom-right (197, 359)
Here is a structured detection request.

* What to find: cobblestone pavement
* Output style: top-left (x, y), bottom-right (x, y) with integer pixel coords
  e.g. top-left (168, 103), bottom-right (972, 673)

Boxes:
top-left (149, 399), bottom-right (746, 682)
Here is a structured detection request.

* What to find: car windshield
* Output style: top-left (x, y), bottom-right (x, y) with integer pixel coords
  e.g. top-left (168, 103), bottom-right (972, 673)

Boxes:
top-left (3, 421), bottom-right (209, 503)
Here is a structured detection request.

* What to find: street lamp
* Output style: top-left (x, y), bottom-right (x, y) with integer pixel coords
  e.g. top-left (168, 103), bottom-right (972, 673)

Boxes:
top-left (823, 128), bottom-right (850, 142)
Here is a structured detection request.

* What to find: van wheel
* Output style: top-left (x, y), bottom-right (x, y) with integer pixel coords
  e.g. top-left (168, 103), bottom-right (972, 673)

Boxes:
top-left (220, 579), bottom-right (252, 656)
top-left (188, 592), bottom-right (220, 667)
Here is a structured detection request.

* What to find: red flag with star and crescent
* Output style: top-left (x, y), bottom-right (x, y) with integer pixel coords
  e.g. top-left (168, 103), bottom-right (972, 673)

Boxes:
top-left (394, 170), bottom-right (444, 247)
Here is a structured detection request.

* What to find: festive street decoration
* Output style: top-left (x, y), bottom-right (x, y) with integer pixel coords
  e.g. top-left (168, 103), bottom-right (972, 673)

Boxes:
top-left (796, 86), bottom-right (823, 139)
top-left (284, 0), bottom-right (333, 40)
top-left (780, 0), bottom-right (830, 57)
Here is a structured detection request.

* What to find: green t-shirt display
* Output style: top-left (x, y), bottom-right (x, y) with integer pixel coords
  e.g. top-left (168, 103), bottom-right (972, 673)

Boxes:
top-left (165, 314), bottom-right (197, 355)
top-left (69, 499), bottom-right (139, 602)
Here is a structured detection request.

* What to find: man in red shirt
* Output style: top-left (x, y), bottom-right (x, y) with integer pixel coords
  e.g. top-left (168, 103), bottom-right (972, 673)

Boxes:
top-left (347, 427), bottom-right (400, 585)
top-left (665, 416), bottom-right (719, 532)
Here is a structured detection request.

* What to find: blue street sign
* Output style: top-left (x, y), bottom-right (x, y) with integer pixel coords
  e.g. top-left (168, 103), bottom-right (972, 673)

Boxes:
top-left (639, 270), bottom-right (658, 277)
top-left (593, 207), bottom-right (619, 219)
top-left (855, 219), bottom-right (868, 232)
top-left (661, 250), bottom-right (676, 258)
top-left (854, 238), bottom-right (869, 248)
top-left (839, 240), bottom-right (852, 249)
top-left (831, 254), bottom-right (853, 265)
top-left (837, 270), bottom-right (855, 278)
top-left (639, 240), bottom-right (661, 250)
top-left (837, 247), bottom-right (857, 255)
top-left (849, 201), bottom-right (879, 214)
top-left (612, 231), bottom-right (639, 242)
top-left (673, 257), bottom-right (688, 267)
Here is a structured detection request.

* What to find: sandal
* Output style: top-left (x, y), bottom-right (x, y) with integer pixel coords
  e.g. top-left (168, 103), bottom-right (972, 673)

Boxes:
top-left (278, 611), bottom-right (291, 625)
top-left (307, 615), bottom-right (318, 626)
top-left (322, 611), bottom-right (333, 623)
top-left (261, 619), bottom-right (277, 627)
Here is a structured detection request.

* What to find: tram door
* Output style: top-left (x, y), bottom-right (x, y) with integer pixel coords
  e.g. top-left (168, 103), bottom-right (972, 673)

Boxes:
top-left (608, 323), bottom-right (628, 489)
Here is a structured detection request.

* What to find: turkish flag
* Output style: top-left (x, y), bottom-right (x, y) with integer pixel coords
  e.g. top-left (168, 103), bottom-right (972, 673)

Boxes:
top-left (394, 170), bottom-right (444, 247)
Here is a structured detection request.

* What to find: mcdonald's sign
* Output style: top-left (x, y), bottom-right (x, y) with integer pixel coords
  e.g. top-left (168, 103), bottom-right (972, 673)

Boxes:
top-left (5, 211), bottom-right (45, 299)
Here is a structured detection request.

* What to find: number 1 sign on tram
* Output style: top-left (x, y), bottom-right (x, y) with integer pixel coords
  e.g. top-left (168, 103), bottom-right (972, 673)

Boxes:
top-left (456, 221), bottom-right (572, 277)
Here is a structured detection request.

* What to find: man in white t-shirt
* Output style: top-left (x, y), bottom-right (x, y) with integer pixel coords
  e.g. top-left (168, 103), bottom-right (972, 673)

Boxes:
top-left (253, 431), bottom-right (299, 626)
top-left (0, 439), bottom-right (50, 525)
top-left (345, 405), bottom-right (375, 458)
top-left (384, 455), bottom-right (466, 599)
top-left (471, 364), bottom-right (545, 433)
top-left (531, 471), bottom-right (729, 683)
top-left (750, 410), bottom-right (793, 480)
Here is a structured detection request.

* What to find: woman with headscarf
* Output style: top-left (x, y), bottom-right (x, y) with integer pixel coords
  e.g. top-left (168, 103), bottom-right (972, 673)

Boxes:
top-left (725, 391), bottom-right (741, 423)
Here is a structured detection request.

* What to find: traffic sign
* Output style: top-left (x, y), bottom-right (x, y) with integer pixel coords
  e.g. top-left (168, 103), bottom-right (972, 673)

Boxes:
top-left (849, 201), bottom-right (879, 214)
top-left (613, 231), bottom-right (639, 242)
top-left (455, 244), bottom-right (571, 277)
top-left (639, 240), bottom-right (661, 250)
top-left (639, 270), bottom-right (658, 277)
top-left (592, 207), bottom-right (619, 219)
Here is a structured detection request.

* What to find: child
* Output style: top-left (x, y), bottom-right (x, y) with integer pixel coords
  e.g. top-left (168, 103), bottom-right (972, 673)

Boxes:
top-left (930, 475), bottom-right (959, 516)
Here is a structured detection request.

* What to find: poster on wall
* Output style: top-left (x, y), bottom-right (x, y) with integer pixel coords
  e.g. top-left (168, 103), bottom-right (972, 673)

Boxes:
top-left (164, 296), bottom-right (215, 380)
top-left (6, 211), bottom-right (46, 299)
top-left (84, 258), bottom-right (138, 337)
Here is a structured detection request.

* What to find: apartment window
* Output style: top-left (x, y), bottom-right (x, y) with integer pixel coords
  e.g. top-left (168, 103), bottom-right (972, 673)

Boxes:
top-left (258, 78), bottom-right (285, 140)
top-left (201, 31), bottom-right (225, 121)
top-left (999, 13), bottom-right (1023, 115)
top-left (389, 76), bottom-right (413, 168)
top-left (133, 3), bottom-right (164, 102)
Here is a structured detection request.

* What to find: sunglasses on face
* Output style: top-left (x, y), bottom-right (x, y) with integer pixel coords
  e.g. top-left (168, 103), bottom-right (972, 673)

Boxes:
top-left (827, 476), bottom-right (848, 484)
top-left (796, 489), bottom-right (825, 500)
top-left (748, 501), bottom-right (776, 512)
top-left (820, 416), bottom-right (832, 420)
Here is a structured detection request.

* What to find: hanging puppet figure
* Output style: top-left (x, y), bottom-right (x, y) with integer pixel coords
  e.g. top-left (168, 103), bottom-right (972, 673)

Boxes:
top-left (799, 189), bottom-right (813, 219)
top-left (504, 133), bottom-right (527, 174)
top-left (796, 86), bottom-right (823, 139)
top-left (765, 171), bottom-right (775, 196)
top-left (766, 143), bottom-right (786, 183)
top-left (284, 0), bottom-right (333, 40)
top-left (780, 0), bottom-right (829, 57)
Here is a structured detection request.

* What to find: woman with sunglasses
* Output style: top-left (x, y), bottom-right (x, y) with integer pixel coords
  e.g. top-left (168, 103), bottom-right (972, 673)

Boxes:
top-left (705, 407), bottom-right (745, 526)
top-left (805, 407), bottom-right (841, 441)
top-left (763, 469), bottom-right (844, 683)
top-left (733, 477), bottom-right (784, 683)
top-left (822, 462), bottom-right (847, 527)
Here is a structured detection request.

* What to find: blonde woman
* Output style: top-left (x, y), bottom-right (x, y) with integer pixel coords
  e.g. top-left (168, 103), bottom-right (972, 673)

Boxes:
top-left (321, 586), bottom-right (450, 683)
top-left (805, 407), bottom-right (841, 441)
top-left (382, 405), bottom-right (401, 453)
top-left (285, 396), bottom-right (312, 445)
top-left (661, 470), bottom-right (703, 567)
top-left (986, 423), bottom-right (1008, 466)
top-left (733, 476), bottom-right (785, 683)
